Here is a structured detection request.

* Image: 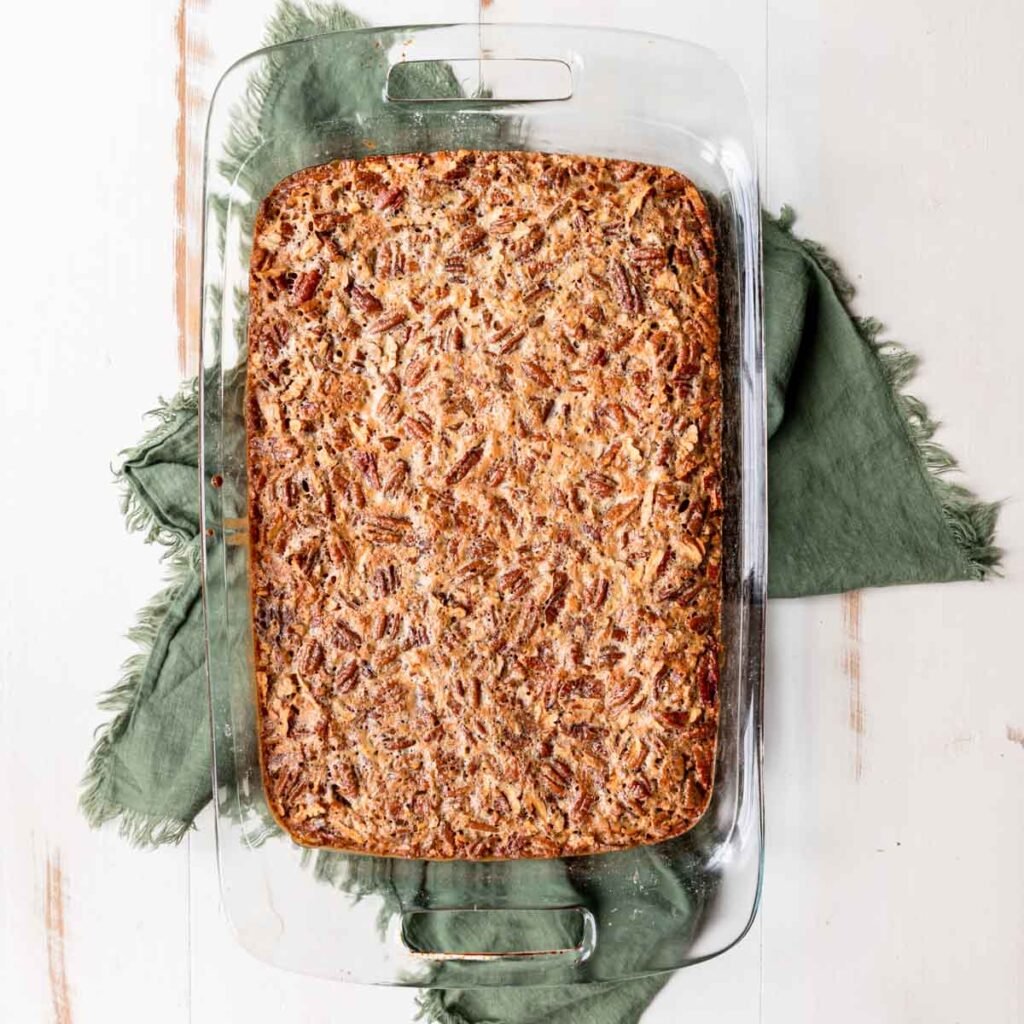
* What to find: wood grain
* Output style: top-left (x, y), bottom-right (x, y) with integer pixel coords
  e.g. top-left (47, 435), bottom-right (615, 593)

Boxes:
top-left (174, 0), bottom-right (210, 377)
top-left (44, 852), bottom-right (73, 1024)
top-left (842, 591), bottom-right (864, 780)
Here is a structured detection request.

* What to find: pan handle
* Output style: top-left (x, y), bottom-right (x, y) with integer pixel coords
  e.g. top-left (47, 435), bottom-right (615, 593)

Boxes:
top-left (385, 57), bottom-right (573, 104)
top-left (399, 906), bottom-right (597, 964)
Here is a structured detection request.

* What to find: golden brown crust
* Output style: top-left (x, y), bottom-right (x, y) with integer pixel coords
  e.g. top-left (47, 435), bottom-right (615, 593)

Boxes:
top-left (247, 150), bottom-right (722, 860)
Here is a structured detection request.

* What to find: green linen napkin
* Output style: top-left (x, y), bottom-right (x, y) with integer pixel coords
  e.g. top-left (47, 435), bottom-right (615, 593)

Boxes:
top-left (763, 213), bottom-right (998, 594)
top-left (81, 2), bottom-right (1000, 1021)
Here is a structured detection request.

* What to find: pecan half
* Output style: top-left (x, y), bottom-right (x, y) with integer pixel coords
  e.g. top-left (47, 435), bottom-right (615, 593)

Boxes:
top-left (333, 660), bottom-right (360, 696)
top-left (363, 514), bottom-right (411, 544)
top-left (381, 460), bottom-right (409, 497)
top-left (367, 309), bottom-right (408, 334)
top-left (489, 212), bottom-right (518, 235)
top-left (350, 285), bottom-right (383, 314)
top-left (442, 163), bottom-right (471, 183)
top-left (698, 650), bottom-right (719, 704)
top-left (444, 256), bottom-right (467, 280)
top-left (298, 639), bottom-right (324, 676)
top-left (544, 571), bottom-right (570, 625)
top-left (335, 763), bottom-right (359, 799)
top-left (331, 621), bottom-right (362, 651)
top-left (455, 225), bottom-right (487, 252)
top-left (351, 450), bottom-right (380, 489)
top-left (312, 210), bottom-right (349, 231)
top-left (291, 268), bottom-right (322, 305)
top-left (586, 577), bottom-right (610, 610)
top-left (585, 472), bottom-right (618, 498)
top-left (487, 323), bottom-right (526, 355)
top-left (608, 261), bottom-right (642, 314)
top-left (354, 169), bottom-right (383, 190)
top-left (374, 186), bottom-right (406, 212)
top-left (404, 356), bottom-right (430, 388)
top-left (404, 411), bottom-right (433, 442)
top-left (513, 224), bottom-right (545, 257)
top-left (499, 567), bottom-right (532, 600)
top-left (628, 245), bottom-right (668, 269)
top-left (445, 444), bottom-right (484, 486)
top-left (521, 359), bottom-right (553, 388)
top-left (608, 675), bottom-right (641, 713)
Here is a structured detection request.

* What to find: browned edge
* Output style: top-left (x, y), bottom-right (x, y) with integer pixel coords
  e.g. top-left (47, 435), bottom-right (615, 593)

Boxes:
top-left (44, 851), bottom-right (73, 1024)
top-left (842, 591), bottom-right (864, 780)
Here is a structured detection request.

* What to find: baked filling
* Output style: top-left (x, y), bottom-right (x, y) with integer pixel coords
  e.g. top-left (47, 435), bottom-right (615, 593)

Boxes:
top-left (247, 150), bottom-right (722, 859)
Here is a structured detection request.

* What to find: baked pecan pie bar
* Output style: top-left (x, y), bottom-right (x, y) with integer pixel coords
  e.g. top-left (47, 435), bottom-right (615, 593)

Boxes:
top-left (247, 150), bottom-right (722, 859)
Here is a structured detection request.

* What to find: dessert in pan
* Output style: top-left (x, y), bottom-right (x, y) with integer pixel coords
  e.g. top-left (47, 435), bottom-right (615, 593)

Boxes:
top-left (246, 150), bottom-right (722, 860)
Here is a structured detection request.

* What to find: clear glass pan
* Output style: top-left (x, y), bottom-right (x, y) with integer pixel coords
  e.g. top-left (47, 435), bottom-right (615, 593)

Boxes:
top-left (200, 22), bottom-right (765, 986)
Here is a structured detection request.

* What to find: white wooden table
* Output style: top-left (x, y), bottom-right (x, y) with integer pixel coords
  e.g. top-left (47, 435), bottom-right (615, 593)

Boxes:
top-left (2, 1), bottom-right (1022, 1021)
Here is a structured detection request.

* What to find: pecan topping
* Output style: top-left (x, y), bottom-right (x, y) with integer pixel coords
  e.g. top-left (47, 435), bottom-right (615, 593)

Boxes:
top-left (333, 660), bottom-right (360, 696)
top-left (443, 163), bottom-right (471, 183)
top-left (404, 410), bottom-right (433, 442)
top-left (376, 393), bottom-right (402, 426)
top-left (440, 322), bottom-right (464, 352)
top-left (445, 444), bottom-right (484, 486)
top-left (456, 225), bottom-right (487, 252)
top-left (521, 359), bottom-right (553, 389)
top-left (499, 567), bottom-right (532, 600)
top-left (350, 285), bottom-right (383, 314)
top-left (544, 571), bottom-right (570, 625)
top-left (298, 639), bottom-right (324, 676)
top-left (489, 212), bottom-right (518, 235)
top-left (404, 356), bottom-right (430, 388)
top-left (335, 763), bottom-right (359, 799)
top-left (513, 224), bottom-right (545, 257)
top-left (587, 576), bottom-right (610, 610)
top-left (381, 460), bottom-right (409, 497)
top-left (291, 268), bottom-right (322, 305)
top-left (628, 245), bottom-right (667, 269)
top-left (444, 256), bottom-right (467, 279)
top-left (608, 675), bottom-right (641, 713)
top-left (362, 514), bottom-right (411, 544)
top-left (247, 151), bottom-right (721, 860)
top-left (608, 260), bottom-right (642, 314)
top-left (373, 564), bottom-right (400, 597)
top-left (698, 650), bottom-right (719, 704)
top-left (374, 186), bottom-right (406, 212)
top-left (605, 498), bottom-right (641, 529)
top-left (585, 472), bottom-right (617, 498)
top-left (366, 309), bottom-right (408, 334)
top-left (331, 622), bottom-right (362, 651)
top-left (487, 323), bottom-right (526, 355)
top-left (312, 210), bottom-right (349, 231)
top-left (351, 450), bottom-right (380, 489)
top-left (355, 169), bottom-right (383, 190)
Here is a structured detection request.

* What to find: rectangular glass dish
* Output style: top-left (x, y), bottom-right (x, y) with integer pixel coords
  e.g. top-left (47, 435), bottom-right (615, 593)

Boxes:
top-left (200, 22), bottom-right (765, 986)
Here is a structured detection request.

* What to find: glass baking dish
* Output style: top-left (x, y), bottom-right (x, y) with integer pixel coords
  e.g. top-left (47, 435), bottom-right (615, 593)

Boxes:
top-left (199, 22), bottom-right (765, 986)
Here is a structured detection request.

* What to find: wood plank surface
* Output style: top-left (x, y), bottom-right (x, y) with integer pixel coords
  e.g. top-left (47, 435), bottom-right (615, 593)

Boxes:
top-left (1, 1), bottom-right (1021, 1022)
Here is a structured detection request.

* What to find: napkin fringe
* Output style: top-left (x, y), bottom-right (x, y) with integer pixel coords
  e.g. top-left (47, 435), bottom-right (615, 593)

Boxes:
top-left (773, 206), bottom-right (1002, 580)
top-left (117, 380), bottom-right (202, 557)
top-left (221, 1), bottom-right (365, 189)
top-left (79, 543), bottom-right (196, 845)
top-left (80, 383), bottom-right (202, 845)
